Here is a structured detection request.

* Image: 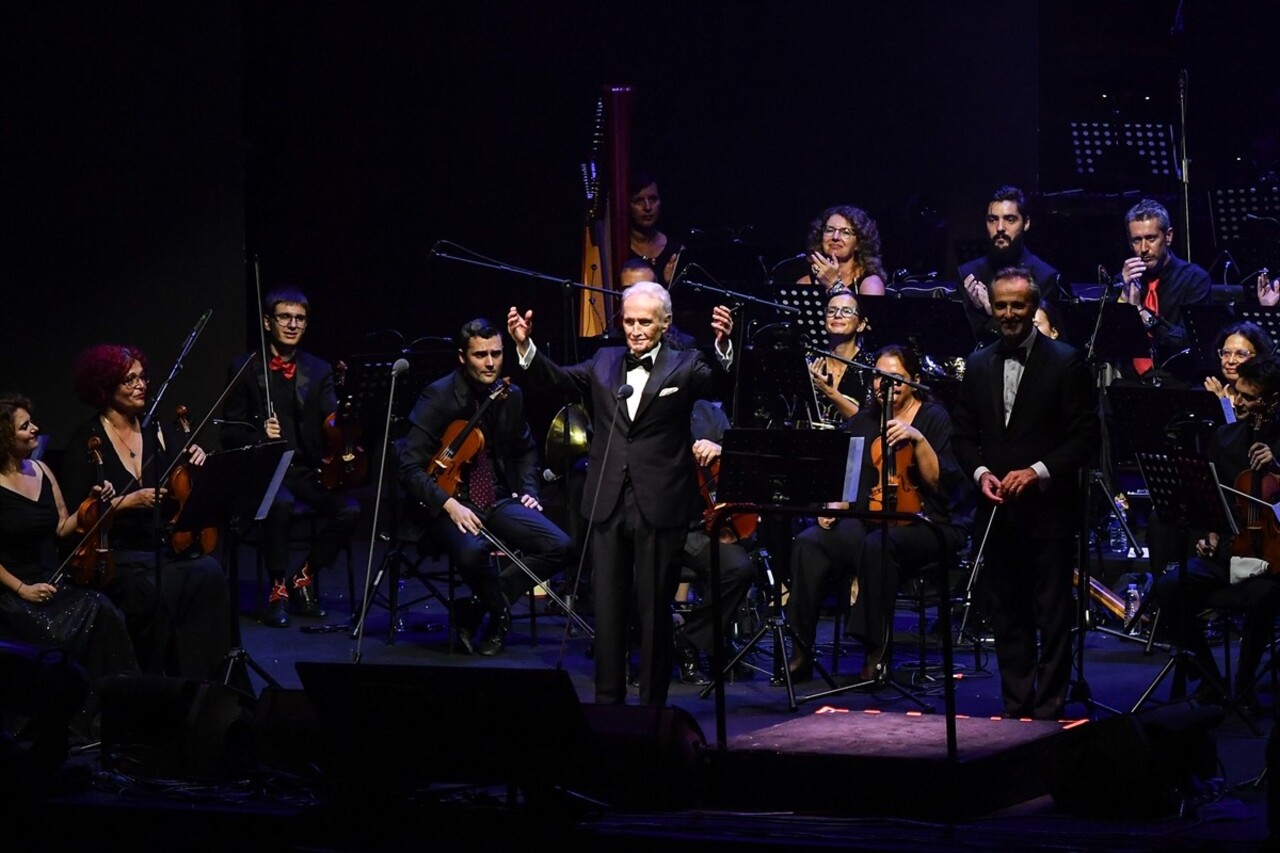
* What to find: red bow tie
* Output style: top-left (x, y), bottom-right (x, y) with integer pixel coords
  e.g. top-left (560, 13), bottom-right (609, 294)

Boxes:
top-left (269, 356), bottom-right (297, 380)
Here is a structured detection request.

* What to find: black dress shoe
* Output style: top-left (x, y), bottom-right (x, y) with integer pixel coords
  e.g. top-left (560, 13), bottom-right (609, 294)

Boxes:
top-left (289, 567), bottom-right (327, 618)
top-left (478, 609), bottom-right (510, 657)
top-left (452, 598), bottom-right (482, 654)
top-left (675, 642), bottom-right (710, 686)
top-left (786, 652), bottom-right (813, 684)
top-left (263, 585), bottom-right (291, 629)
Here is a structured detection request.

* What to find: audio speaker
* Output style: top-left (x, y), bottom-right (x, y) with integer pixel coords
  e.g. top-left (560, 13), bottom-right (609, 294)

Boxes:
top-left (99, 674), bottom-right (256, 779)
top-left (1041, 700), bottom-right (1223, 818)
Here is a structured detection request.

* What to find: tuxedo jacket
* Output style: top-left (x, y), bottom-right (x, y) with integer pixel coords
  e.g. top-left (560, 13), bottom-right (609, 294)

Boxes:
top-left (221, 350), bottom-right (336, 465)
top-left (522, 344), bottom-right (727, 528)
top-left (397, 370), bottom-right (540, 525)
top-left (952, 332), bottom-right (1099, 538)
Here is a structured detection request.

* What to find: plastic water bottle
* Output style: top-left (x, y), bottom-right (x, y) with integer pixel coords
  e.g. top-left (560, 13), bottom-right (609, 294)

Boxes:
top-left (1108, 517), bottom-right (1128, 556)
top-left (1124, 583), bottom-right (1142, 633)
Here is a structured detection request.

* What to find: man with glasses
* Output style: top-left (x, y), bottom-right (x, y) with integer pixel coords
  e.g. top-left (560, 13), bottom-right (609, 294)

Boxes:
top-left (222, 286), bottom-right (360, 628)
top-left (958, 186), bottom-right (1061, 344)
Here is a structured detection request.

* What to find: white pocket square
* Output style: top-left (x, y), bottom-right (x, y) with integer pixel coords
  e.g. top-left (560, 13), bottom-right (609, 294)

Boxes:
top-left (658, 386), bottom-right (679, 397)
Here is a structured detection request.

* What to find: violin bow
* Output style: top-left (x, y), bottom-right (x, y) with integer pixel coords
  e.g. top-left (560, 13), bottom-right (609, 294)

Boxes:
top-left (253, 255), bottom-right (276, 421)
top-left (477, 525), bottom-right (594, 638)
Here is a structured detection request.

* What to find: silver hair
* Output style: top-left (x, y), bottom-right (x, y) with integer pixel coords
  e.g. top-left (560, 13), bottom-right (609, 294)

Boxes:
top-left (621, 280), bottom-right (672, 319)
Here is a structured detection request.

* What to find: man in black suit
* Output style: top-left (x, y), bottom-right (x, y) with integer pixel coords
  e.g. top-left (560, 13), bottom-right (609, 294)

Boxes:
top-left (958, 186), bottom-right (1062, 345)
top-left (398, 319), bottom-right (572, 656)
top-left (508, 283), bottom-right (734, 705)
top-left (222, 286), bottom-right (361, 628)
top-left (952, 267), bottom-right (1099, 719)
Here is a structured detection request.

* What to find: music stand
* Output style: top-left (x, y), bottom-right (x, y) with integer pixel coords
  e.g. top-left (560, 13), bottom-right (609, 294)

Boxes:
top-left (1208, 185), bottom-right (1280, 246)
top-left (738, 344), bottom-right (823, 429)
top-left (345, 350), bottom-right (455, 446)
top-left (1182, 304), bottom-right (1236, 377)
top-left (700, 428), bottom-right (863, 710)
top-left (1054, 302), bottom-right (1150, 365)
top-left (1107, 386), bottom-right (1227, 469)
top-left (1235, 308), bottom-right (1280, 352)
top-left (1067, 120), bottom-right (1180, 188)
top-left (1131, 453), bottom-right (1251, 728)
top-left (773, 283), bottom-right (828, 342)
top-left (856, 294), bottom-right (975, 361)
top-left (176, 441), bottom-right (291, 691)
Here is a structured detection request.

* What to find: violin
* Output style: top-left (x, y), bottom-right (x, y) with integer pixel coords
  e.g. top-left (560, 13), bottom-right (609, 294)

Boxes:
top-left (69, 437), bottom-right (115, 588)
top-left (168, 405), bottom-right (218, 556)
top-left (1230, 413), bottom-right (1280, 571)
top-left (867, 431), bottom-right (923, 524)
top-left (428, 378), bottom-right (511, 497)
top-left (695, 456), bottom-right (757, 544)
top-left (320, 361), bottom-right (368, 491)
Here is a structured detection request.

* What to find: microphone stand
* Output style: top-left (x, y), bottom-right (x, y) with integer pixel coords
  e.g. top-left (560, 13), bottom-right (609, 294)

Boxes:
top-left (139, 309), bottom-right (213, 673)
top-left (1177, 69), bottom-right (1192, 262)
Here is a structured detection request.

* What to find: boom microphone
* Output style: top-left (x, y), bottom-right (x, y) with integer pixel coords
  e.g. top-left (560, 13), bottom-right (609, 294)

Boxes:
top-left (392, 358), bottom-right (410, 375)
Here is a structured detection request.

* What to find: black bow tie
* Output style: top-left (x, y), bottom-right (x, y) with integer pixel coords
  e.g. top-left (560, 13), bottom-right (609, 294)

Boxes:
top-left (997, 343), bottom-right (1027, 363)
top-left (625, 352), bottom-right (655, 372)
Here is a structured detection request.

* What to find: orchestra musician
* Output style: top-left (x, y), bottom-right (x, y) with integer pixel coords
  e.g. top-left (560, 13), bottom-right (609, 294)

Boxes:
top-left (61, 345), bottom-right (233, 681)
top-left (808, 286), bottom-right (873, 425)
top-left (798, 205), bottom-right (887, 296)
top-left (959, 186), bottom-right (1061, 345)
top-left (785, 345), bottom-right (972, 683)
top-left (221, 286), bottom-right (361, 628)
top-left (952, 268), bottom-right (1099, 719)
top-left (1115, 198), bottom-right (1212, 381)
top-left (1204, 321), bottom-right (1274, 416)
top-left (0, 394), bottom-right (138, 734)
top-left (627, 172), bottom-right (684, 287)
top-left (508, 283), bottom-right (734, 706)
top-left (398, 318), bottom-right (572, 657)
top-left (1152, 354), bottom-right (1280, 714)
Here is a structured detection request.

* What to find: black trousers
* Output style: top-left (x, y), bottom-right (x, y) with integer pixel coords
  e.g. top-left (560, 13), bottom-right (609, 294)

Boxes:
top-left (677, 529), bottom-right (756, 653)
top-left (262, 465), bottom-right (361, 582)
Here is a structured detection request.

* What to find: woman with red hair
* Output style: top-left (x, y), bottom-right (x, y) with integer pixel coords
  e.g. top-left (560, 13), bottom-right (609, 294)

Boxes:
top-left (60, 344), bottom-right (232, 683)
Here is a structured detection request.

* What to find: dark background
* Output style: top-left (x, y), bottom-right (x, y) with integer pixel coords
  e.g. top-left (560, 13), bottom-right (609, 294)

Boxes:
top-left (5, 1), bottom-right (1278, 451)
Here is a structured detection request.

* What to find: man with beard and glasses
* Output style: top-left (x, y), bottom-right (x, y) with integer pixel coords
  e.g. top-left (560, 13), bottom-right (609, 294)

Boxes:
top-left (958, 186), bottom-right (1062, 344)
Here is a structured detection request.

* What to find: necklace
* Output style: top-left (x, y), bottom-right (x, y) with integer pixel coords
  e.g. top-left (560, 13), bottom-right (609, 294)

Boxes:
top-left (103, 416), bottom-right (140, 458)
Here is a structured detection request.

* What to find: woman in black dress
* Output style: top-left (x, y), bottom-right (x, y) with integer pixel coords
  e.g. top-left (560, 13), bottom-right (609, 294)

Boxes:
top-left (0, 394), bottom-right (137, 729)
top-left (60, 345), bottom-right (233, 682)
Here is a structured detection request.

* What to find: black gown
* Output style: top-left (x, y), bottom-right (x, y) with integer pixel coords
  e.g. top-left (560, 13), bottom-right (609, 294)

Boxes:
top-left (60, 418), bottom-right (232, 682)
top-left (0, 469), bottom-right (138, 696)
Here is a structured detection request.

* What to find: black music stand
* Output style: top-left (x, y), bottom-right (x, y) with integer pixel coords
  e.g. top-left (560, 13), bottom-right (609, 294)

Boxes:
top-left (1055, 302), bottom-right (1150, 365)
top-left (738, 345), bottom-right (824, 429)
top-left (181, 442), bottom-right (291, 691)
top-left (773, 283), bottom-right (828, 343)
top-left (1235, 308), bottom-right (1280, 353)
top-left (1209, 185), bottom-right (1280, 246)
top-left (1131, 453), bottom-right (1252, 730)
top-left (700, 428), bottom-right (864, 711)
top-left (1182, 304), bottom-right (1236, 377)
top-left (857, 295), bottom-right (975, 362)
top-left (345, 350), bottom-right (455, 446)
top-left (1107, 386), bottom-right (1228, 470)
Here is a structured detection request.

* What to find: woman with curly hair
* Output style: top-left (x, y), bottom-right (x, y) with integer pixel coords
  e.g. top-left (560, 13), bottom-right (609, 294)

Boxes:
top-left (798, 204), bottom-right (887, 296)
top-left (60, 344), bottom-right (232, 683)
top-left (0, 394), bottom-right (137, 733)
top-left (1204, 321), bottom-right (1275, 416)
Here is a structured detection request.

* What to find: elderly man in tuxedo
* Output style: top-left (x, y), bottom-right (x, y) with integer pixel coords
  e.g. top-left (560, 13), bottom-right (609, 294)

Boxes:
top-left (508, 283), bottom-right (733, 705)
top-left (952, 267), bottom-right (1099, 720)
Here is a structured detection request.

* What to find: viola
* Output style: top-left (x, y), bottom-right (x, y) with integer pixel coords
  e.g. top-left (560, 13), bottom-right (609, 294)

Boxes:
top-left (428, 378), bottom-right (511, 497)
top-left (1230, 417), bottom-right (1280, 571)
top-left (695, 456), bottom-right (757, 544)
top-left (320, 361), bottom-right (368, 491)
top-left (867, 433), bottom-right (923, 524)
top-left (168, 405), bottom-right (218, 556)
top-left (69, 437), bottom-right (116, 588)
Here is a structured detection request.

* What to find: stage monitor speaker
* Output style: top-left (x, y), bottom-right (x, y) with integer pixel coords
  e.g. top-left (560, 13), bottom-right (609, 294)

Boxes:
top-left (296, 662), bottom-right (710, 810)
top-left (99, 674), bottom-right (256, 780)
top-left (1041, 700), bottom-right (1223, 818)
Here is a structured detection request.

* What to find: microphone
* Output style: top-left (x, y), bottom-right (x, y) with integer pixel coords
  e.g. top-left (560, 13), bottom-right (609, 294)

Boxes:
top-left (212, 418), bottom-right (258, 431)
top-left (616, 384), bottom-right (634, 401)
top-left (392, 358), bottom-right (410, 375)
top-left (541, 468), bottom-right (561, 483)
top-left (1247, 213), bottom-right (1280, 225)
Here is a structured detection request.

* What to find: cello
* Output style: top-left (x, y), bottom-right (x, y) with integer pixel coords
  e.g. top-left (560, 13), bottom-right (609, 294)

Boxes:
top-left (320, 361), bottom-right (368, 491)
top-left (68, 437), bottom-right (115, 588)
top-left (428, 378), bottom-right (512, 497)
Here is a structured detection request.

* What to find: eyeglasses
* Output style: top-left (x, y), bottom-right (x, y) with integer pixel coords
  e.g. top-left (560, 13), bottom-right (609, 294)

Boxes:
top-left (272, 312), bottom-right (308, 327)
top-left (822, 226), bottom-right (855, 239)
top-left (1218, 348), bottom-right (1254, 361)
top-left (825, 307), bottom-right (859, 318)
top-left (120, 373), bottom-right (148, 389)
